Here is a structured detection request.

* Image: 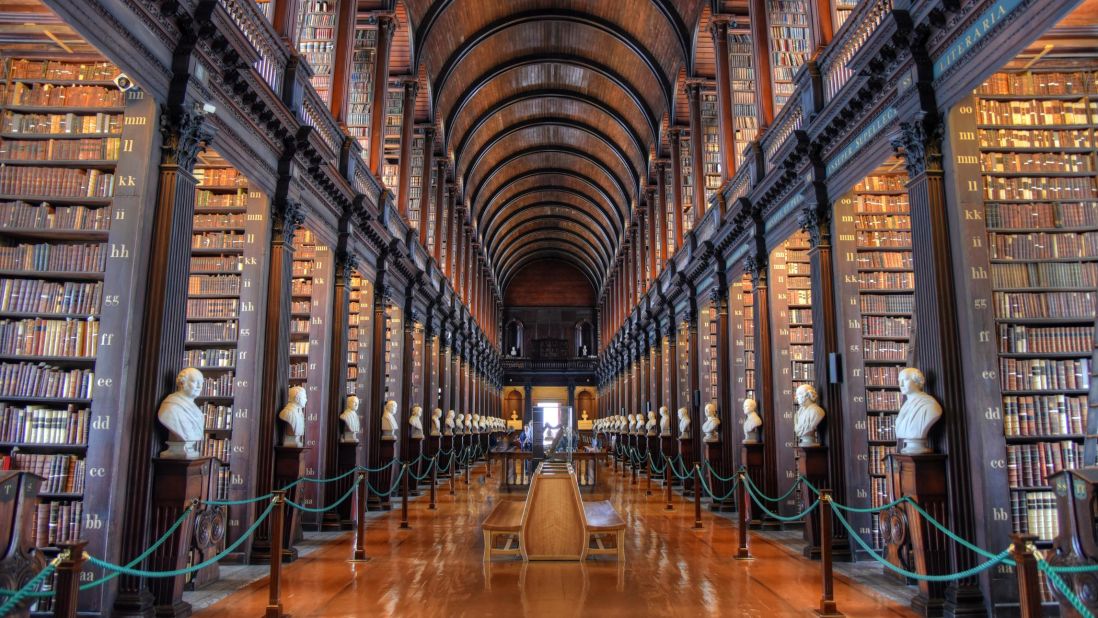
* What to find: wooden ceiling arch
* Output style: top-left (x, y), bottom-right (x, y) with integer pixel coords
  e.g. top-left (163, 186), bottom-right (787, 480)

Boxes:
top-left (498, 241), bottom-right (605, 290)
top-left (490, 209), bottom-right (614, 266)
top-left (474, 170), bottom-right (627, 241)
top-left (492, 220), bottom-right (610, 272)
top-left (500, 251), bottom-right (601, 294)
top-left (482, 193), bottom-right (617, 252)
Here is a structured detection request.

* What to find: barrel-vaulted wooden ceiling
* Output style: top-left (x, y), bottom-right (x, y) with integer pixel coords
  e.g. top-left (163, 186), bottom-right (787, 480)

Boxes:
top-left (374, 0), bottom-right (723, 296)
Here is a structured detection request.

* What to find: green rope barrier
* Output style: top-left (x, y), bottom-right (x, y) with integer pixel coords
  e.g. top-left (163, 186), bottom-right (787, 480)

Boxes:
top-left (668, 458), bottom-right (693, 481)
top-left (87, 500), bottom-right (275, 579)
top-left (408, 458), bottom-right (437, 481)
top-left (0, 559), bottom-right (57, 613)
top-left (698, 473), bottom-right (740, 503)
top-left (903, 497), bottom-right (1016, 566)
top-left (286, 483), bottom-right (358, 513)
top-left (1043, 560), bottom-right (1098, 574)
top-left (832, 508), bottom-right (1011, 582)
top-left (204, 493), bottom-right (274, 506)
top-left (831, 495), bottom-right (909, 514)
top-left (1039, 559), bottom-right (1096, 618)
top-left (703, 460), bottom-right (739, 483)
top-left (366, 466), bottom-right (407, 497)
top-left (745, 481), bottom-right (819, 522)
top-left (743, 473), bottom-right (803, 503)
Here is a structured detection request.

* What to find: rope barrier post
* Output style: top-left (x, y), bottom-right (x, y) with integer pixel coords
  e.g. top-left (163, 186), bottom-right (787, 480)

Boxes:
top-left (735, 471), bottom-right (752, 560)
top-left (646, 454), bottom-right (653, 496)
top-left (816, 490), bottom-right (844, 617)
top-left (400, 464), bottom-right (411, 529)
top-left (449, 454), bottom-right (456, 496)
top-left (632, 457), bottom-right (638, 485)
top-left (465, 451), bottom-right (472, 486)
top-left (265, 491), bottom-right (286, 618)
top-left (429, 458), bottom-right (438, 510)
top-left (693, 465), bottom-right (703, 529)
top-left (485, 449), bottom-right (492, 479)
top-left (665, 457), bottom-right (673, 511)
top-left (1010, 533), bottom-right (1043, 617)
top-left (53, 539), bottom-right (87, 618)
top-left (352, 472), bottom-right (368, 562)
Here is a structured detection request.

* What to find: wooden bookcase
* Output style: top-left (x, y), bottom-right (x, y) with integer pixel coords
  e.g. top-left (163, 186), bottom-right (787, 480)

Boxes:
top-left (679, 131), bottom-right (695, 233)
top-left (346, 21), bottom-right (377, 157)
top-left (295, 0), bottom-right (337, 105)
top-left (768, 230), bottom-right (812, 517)
top-left (730, 271), bottom-right (756, 410)
top-left (407, 131), bottom-right (425, 230)
top-left (831, 0), bottom-right (857, 31)
top-left (947, 60), bottom-right (1098, 610)
top-left (346, 270), bottom-right (373, 402)
top-left (383, 303), bottom-right (403, 405)
top-left (382, 83), bottom-right (402, 196)
top-left (701, 88), bottom-right (722, 206)
top-left (423, 151), bottom-right (439, 249)
top-left (700, 302), bottom-right (718, 407)
top-left (765, 0), bottom-right (811, 114)
top-left (663, 166), bottom-right (675, 252)
top-left (727, 32), bottom-right (759, 169)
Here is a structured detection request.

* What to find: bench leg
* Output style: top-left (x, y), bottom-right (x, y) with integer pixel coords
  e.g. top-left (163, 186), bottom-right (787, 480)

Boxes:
top-left (483, 530), bottom-right (492, 562)
top-left (616, 530), bottom-right (625, 562)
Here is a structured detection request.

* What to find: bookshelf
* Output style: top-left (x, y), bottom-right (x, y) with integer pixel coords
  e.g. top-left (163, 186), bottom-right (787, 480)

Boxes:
top-left (346, 22), bottom-right (377, 157)
top-left (731, 272), bottom-right (756, 411)
top-left (664, 165), bottom-right (675, 252)
top-left (295, 0), bottom-right (337, 105)
top-left (382, 84), bottom-right (402, 196)
top-left (831, 0), bottom-right (858, 31)
top-left (0, 54), bottom-right (155, 613)
top-left (833, 165), bottom-right (913, 550)
top-left (346, 270), bottom-right (372, 401)
top-left (289, 226), bottom-right (333, 524)
top-left (407, 132), bottom-right (425, 230)
top-left (676, 320), bottom-right (690, 421)
top-left (768, 230), bottom-right (812, 516)
top-left (728, 33), bottom-right (759, 169)
top-left (701, 302), bottom-right (718, 406)
top-left (948, 60), bottom-right (1098, 609)
top-left (679, 131), bottom-right (695, 233)
top-left (423, 153), bottom-right (438, 248)
top-left (765, 0), bottom-right (811, 113)
top-left (662, 334), bottom-right (672, 415)
top-left (410, 322), bottom-right (424, 412)
top-left (701, 88), bottom-right (722, 206)
top-left (383, 302), bottom-right (403, 403)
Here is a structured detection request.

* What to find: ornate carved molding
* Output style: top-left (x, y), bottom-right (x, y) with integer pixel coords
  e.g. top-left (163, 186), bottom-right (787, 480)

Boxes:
top-left (890, 111), bottom-right (943, 178)
top-left (160, 105), bottom-right (215, 170)
top-left (272, 199), bottom-right (305, 242)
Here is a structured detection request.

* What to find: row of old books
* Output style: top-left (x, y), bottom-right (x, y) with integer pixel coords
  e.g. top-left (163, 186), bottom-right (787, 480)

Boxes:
top-left (1011, 491), bottom-right (1060, 541)
top-left (191, 232), bottom-right (245, 250)
top-left (187, 274), bottom-right (240, 295)
top-left (977, 71), bottom-right (1096, 96)
top-left (0, 404), bottom-right (88, 444)
top-left (201, 437), bottom-right (229, 461)
top-left (982, 152), bottom-right (1093, 174)
top-left (0, 111), bottom-right (122, 135)
top-left (29, 500), bottom-right (82, 548)
top-left (0, 362), bottom-right (93, 399)
top-left (868, 414), bottom-right (897, 441)
top-left (999, 357), bottom-right (1090, 391)
top-left (1007, 440), bottom-right (1084, 487)
top-left (5, 83), bottom-right (123, 108)
top-left (856, 214), bottom-right (911, 230)
top-left (194, 213), bottom-right (246, 228)
top-left (867, 389), bottom-right (902, 412)
top-left (184, 320), bottom-right (238, 344)
top-left (200, 372), bottom-right (235, 398)
top-left (857, 230), bottom-right (911, 247)
top-left (988, 231), bottom-right (1098, 260)
top-left (9, 453), bottom-right (85, 493)
top-left (0, 166), bottom-right (114, 198)
top-left (978, 128), bottom-right (1090, 149)
top-left (194, 167), bottom-right (246, 187)
top-left (865, 365), bottom-right (902, 387)
top-left (0, 278), bottom-right (102, 315)
top-left (0, 317), bottom-right (98, 357)
top-left (0, 136), bottom-right (120, 161)
top-left (986, 202), bottom-right (1098, 229)
top-left (984, 176), bottom-right (1096, 201)
top-left (998, 324), bottom-right (1094, 354)
top-left (202, 403), bottom-right (233, 430)
top-left (8, 59), bottom-right (117, 81)
top-left (868, 445), bottom-right (896, 475)
top-left (186, 298), bottom-right (239, 319)
top-left (991, 262), bottom-right (1098, 288)
top-left (863, 316), bottom-right (912, 338)
top-left (860, 293), bottom-right (914, 313)
top-left (190, 255), bottom-right (244, 273)
top-left (0, 201), bottom-right (111, 230)
top-left (0, 241), bottom-right (105, 271)
top-left (195, 188), bottom-right (247, 208)
top-left (976, 99), bottom-right (1093, 126)
top-left (859, 272), bottom-right (915, 290)
top-left (863, 340), bottom-right (910, 362)
top-left (993, 290), bottom-right (1095, 319)
top-left (856, 251), bottom-right (913, 269)
top-left (1003, 394), bottom-right (1088, 437)
top-left (183, 347), bottom-right (234, 368)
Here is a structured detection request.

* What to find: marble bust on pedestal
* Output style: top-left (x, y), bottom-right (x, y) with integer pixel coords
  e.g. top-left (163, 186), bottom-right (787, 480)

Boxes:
top-left (659, 406), bottom-right (671, 436)
top-left (464, 413), bottom-right (473, 434)
top-left (896, 367), bottom-right (943, 454)
top-left (793, 384), bottom-right (825, 447)
top-left (340, 395), bottom-right (361, 443)
top-left (279, 386), bottom-right (307, 447)
top-left (702, 403), bottom-right (720, 442)
top-left (431, 408), bottom-right (443, 436)
top-left (646, 411), bottom-right (657, 436)
top-left (409, 405), bottom-right (424, 439)
top-left (444, 409), bottom-right (456, 435)
top-left (157, 367), bottom-right (206, 458)
top-left (677, 407), bottom-right (690, 440)
top-left (381, 399), bottom-right (399, 440)
top-left (742, 398), bottom-right (762, 443)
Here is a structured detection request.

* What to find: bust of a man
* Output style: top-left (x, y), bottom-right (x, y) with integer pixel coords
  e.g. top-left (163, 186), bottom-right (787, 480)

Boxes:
top-left (581, 410), bottom-right (589, 421)
top-left (340, 395), bottom-right (361, 443)
top-left (472, 413), bottom-right (482, 433)
top-left (381, 399), bottom-right (399, 440)
top-left (409, 405), bottom-right (424, 439)
top-left (431, 408), bottom-right (443, 436)
top-left (659, 406), bottom-right (671, 436)
top-left (896, 367), bottom-right (943, 454)
top-left (702, 403), bottom-right (720, 443)
top-left (511, 410), bottom-right (519, 421)
top-left (646, 411), bottom-right (657, 436)
top-left (510, 346), bottom-right (517, 356)
top-left (444, 409), bottom-right (456, 435)
top-left (743, 398), bottom-right (762, 443)
top-left (158, 367), bottom-right (206, 458)
top-left (677, 407), bottom-right (690, 439)
top-left (464, 412), bottom-right (473, 433)
top-left (279, 385), bottom-right (307, 447)
top-left (794, 384), bottom-right (825, 447)
top-left (627, 414), bottom-right (637, 434)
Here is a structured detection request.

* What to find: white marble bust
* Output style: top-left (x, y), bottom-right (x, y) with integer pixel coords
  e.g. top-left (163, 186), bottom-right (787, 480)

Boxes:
top-left (511, 410), bottom-right (519, 421)
top-left (896, 368), bottom-right (943, 454)
top-left (646, 411), bottom-right (657, 436)
top-left (464, 412), bottom-right (473, 434)
top-left (409, 405), bottom-right (424, 439)
top-left (279, 385), bottom-right (307, 447)
top-left (381, 399), bottom-right (399, 440)
top-left (659, 406), bottom-right (671, 436)
top-left (445, 409), bottom-right (456, 435)
top-left (158, 367), bottom-right (206, 458)
top-left (677, 407), bottom-right (690, 439)
top-left (794, 384), bottom-right (825, 447)
top-left (627, 414), bottom-right (637, 435)
top-left (472, 413), bottom-right (482, 433)
top-left (636, 413), bottom-right (646, 435)
top-left (340, 395), bottom-right (361, 443)
top-left (431, 408), bottom-right (443, 436)
top-left (454, 411), bottom-right (465, 433)
top-left (581, 410), bottom-right (589, 421)
top-left (702, 402), bottom-right (720, 443)
top-left (742, 398), bottom-right (762, 443)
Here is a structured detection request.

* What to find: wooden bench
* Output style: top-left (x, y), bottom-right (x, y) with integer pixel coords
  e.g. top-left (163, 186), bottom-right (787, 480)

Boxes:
top-left (481, 499), bottom-right (525, 561)
top-left (582, 500), bottom-right (626, 561)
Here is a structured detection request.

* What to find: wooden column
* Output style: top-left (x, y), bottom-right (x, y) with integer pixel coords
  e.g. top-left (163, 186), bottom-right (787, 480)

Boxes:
top-left (808, 0), bottom-right (834, 54)
top-left (395, 79), bottom-right (419, 217)
top-left (651, 327), bottom-right (663, 414)
top-left (366, 264), bottom-right (393, 506)
top-left (433, 171), bottom-right (448, 264)
top-left (646, 188), bottom-right (658, 285)
top-left (423, 312), bottom-right (437, 422)
top-left (322, 209), bottom-right (355, 520)
top-left (667, 309), bottom-right (679, 414)
top-left (447, 194), bottom-right (459, 278)
top-left (418, 128), bottom-right (436, 246)
top-left (709, 16), bottom-right (738, 183)
top-left (368, 15), bottom-right (395, 175)
top-left (655, 163), bottom-right (669, 265)
top-left (271, 0), bottom-right (299, 42)
top-left (399, 300), bottom-right (418, 468)
top-left (439, 321), bottom-right (452, 416)
top-left (668, 129), bottom-right (685, 252)
top-left (686, 82), bottom-right (707, 216)
top-left (687, 304), bottom-right (702, 458)
top-left (748, 217), bottom-right (778, 496)
top-left (114, 106), bottom-right (212, 616)
top-left (892, 112), bottom-right (985, 612)
top-left (747, 0), bottom-right (775, 128)
top-left (449, 331), bottom-right (460, 417)
top-left (713, 281), bottom-right (735, 474)
top-left (328, 0), bottom-right (358, 122)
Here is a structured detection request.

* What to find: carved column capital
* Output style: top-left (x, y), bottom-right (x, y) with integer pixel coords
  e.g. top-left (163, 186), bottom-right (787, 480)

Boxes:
top-left (159, 104), bottom-right (214, 170)
top-left (890, 111), bottom-right (944, 178)
top-left (272, 199), bottom-right (305, 243)
top-left (798, 201), bottom-right (832, 248)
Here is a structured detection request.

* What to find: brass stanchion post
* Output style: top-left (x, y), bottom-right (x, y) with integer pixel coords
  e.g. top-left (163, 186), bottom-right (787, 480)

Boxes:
top-left (352, 472), bottom-right (368, 562)
top-left (400, 464), bottom-right (410, 529)
top-left (1011, 533), bottom-right (1043, 618)
top-left (693, 464), bottom-right (703, 529)
top-left (816, 490), bottom-right (843, 617)
top-left (53, 539), bottom-right (87, 618)
top-left (735, 471), bottom-right (752, 560)
top-left (265, 492), bottom-right (286, 618)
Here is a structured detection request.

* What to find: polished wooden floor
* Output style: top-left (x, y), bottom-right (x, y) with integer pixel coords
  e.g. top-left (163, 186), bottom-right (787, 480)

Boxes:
top-left (194, 461), bottom-right (917, 617)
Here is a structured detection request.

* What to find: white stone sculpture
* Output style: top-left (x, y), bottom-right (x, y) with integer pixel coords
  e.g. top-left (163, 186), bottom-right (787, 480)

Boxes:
top-left (702, 402), bottom-right (720, 443)
top-left (464, 412), bottom-right (473, 434)
top-left (896, 367), bottom-right (943, 454)
top-left (381, 399), bottom-right (399, 440)
top-left (454, 411), bottom-right (465, 433)
top-left (659, 406), bottom-right (671, 436)
top-left (445, 409), bottom-right (456, 435)
top-left (793, 384), bottom-right (825, 447)
top-left (472, 413), bottom-right (482, 433)
top-left (677, 407), bottom-right (691, 439)
top-left (340, 395), bottom-right (361, 443)
top-left (157, 367), bottom-right (206, 458)
top-left (409, 405), bottom-right (424, 439)
top-left (646, 411), bottom-right (657, 436)
top-left (742, 398), bottom-right (762, 443)
top-left (279, 386), bottom-right (307, 447)
top-left (431, 408), bottom-right (443, 436)
top-left (627, 414), bottom-right (637, 435)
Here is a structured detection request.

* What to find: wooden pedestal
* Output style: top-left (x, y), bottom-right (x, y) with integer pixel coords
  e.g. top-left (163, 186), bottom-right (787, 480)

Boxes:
top-left (660, 435), bottom-right (676, 486)
top-left (369, 439), bottom-right (396, 511)
top-left (149, 457), bottom-right (212, 617)
top-left (888, 453), bottom-right (949, 617)
top-left (409, 437), bottom-right (425, 496)
top-left (741, 443), bottom-right (775, 529)
top-left (273, 446), bottom-right (307, 561)
top-left (439, 434), bottom-right (453, 478)
top-left (705, 441), bottom-right (734, 512)
top-left (678, 437), bottom-right (694, 494)
top-left (797, 446), bottom-right (828, 559)
top-left (334, 442), bottom-right (358, 529)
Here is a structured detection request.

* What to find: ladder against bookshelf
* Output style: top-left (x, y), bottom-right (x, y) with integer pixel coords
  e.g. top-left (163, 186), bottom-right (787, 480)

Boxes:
top-left (765, 0), bottom-right (811, 114)
top-left (296, 0), bottom-right (337, 104)
top-left (727, 32), bottom-right (759, 169)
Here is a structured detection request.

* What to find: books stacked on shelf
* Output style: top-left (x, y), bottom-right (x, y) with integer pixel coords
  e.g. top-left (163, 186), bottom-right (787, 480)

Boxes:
top-left (973, 66), bottom-right (1098, 546)
top-left (30, 500), bottom-right (82, 548)
top-left (346, 24), bottom-right (377, 154)
top-left (0, 317), bottom-right (98, 357)
top-left (727, 33), bottom-right (758, 168)
top-left (0, 405), bottom-right (88, 444)
top-left (664, 166), bottom-right (675, 252)
top-left (765, 0), bottom-right (811, 112)
top-left (0, 278), bottom-right (101, 314)
top-left (0, 362), bottom-right (93, 399)
top-left (0, 201), bottom-right (112, 230)
top-left (407, 133), bottom-right (425, 230)
top-left (9, 452), bottom-right (85, 493)
top-left (8, 59), bottom-right (117, 81)
top-left (742, 274), bottom-right (756, 402)
top-left (680, 131), bottom-right (695, 232)
top-left (383, 303), bottom-right (401, 400)
top-left (700, 88), bottom-right (722, 205)
top-left (296, 0), bottom-right (337, 103)
top-left (382, 84), bottom-right (402, 196)
top-left (832, 0), bottom-right (857, 30)
top-left (347, 271), bottom-right (370, 397)
top-left (702, 303), bottom-right (718, 404)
